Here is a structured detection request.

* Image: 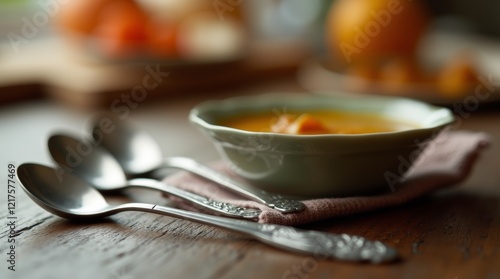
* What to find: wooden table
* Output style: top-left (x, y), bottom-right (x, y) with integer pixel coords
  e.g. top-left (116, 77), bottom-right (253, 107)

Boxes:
top-left (1, 77), bottom-right (499, 279)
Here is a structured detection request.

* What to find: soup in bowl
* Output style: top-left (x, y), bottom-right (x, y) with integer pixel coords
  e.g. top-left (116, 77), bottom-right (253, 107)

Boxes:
top-left (189, 93), bottom-right (454, 198)
top-left (220, 110), bottom-right (420, 135)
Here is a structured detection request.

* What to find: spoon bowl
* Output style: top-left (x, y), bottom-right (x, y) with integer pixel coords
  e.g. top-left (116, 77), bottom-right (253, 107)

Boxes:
top-left (17, 163), bottom-right (110, 219)
top-left (48, 134), bottom-right (128, 192)
top-left (91, 116), bottom-right (163, 175)
top-left (48, 134), bottom-right (262, 219)
top-left (17, 163), bottom-right (398, 263)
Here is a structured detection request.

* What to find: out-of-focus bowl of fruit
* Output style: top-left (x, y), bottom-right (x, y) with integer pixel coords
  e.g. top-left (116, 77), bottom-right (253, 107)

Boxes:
top-left (55, 0), bottom-right (248, 64)
top-left (298, 0), bottom-right (499, 104)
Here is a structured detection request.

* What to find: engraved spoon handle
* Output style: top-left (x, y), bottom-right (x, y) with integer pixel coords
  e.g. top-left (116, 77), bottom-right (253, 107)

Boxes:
top-left (127, 178), bottom-right (261, 220)
top-left (161, 157), bottom-right (306, 213)
top-left (120, 203), bottom-right (398, 263)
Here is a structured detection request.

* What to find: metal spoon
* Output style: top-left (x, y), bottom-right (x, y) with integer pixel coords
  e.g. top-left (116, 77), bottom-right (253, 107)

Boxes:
top-left (90, 114), bottom-right (306, 213)
top-left (17, 163), bottom-right (398, 263)
top-left (48, 134), bottom-right (261, 220)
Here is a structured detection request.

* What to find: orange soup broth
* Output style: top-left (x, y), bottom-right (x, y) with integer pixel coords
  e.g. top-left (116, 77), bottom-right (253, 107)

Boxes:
top-left (219, 110), bottom-right (420, 135)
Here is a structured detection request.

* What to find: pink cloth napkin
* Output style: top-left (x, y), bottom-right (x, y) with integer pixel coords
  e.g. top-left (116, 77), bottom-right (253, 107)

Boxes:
top-left (163, 131), bottom-right (490, 225)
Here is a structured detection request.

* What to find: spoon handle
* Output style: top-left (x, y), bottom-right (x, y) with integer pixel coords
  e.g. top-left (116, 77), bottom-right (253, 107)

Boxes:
top-left (161, 157), bottom-right (306, 213)
top-left (127, 178), bottom-right (261, 220)
top-left (121, 202), bottom-right (398, 263)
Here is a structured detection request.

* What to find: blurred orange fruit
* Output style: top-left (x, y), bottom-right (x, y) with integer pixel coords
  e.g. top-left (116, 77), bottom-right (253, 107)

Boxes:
top-left (325, 0), bottom-right (431, 64)
top-left (436, 54), bottom-right (480, 98)
top-left (55, 0), bottom-right (246, 60)
top-left (344, 61), bottom-right (379, 81)
top-left (378, 58), bottom-right (422, 92)
top-left (56, 0), bottom-right (121, 36)
top-left (94, 0), bottom-right (149, 58)
top-left (147, 21), bottom-right (179, 58)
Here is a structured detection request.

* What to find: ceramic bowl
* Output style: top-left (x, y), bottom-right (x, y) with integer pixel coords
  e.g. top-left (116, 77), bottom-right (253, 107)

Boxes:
top-left (189, 93), bottom-right (455, 198)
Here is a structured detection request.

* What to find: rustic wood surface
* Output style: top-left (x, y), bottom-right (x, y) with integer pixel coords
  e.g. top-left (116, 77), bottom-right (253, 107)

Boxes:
top-left (1, 78), bottom-right (500, 279)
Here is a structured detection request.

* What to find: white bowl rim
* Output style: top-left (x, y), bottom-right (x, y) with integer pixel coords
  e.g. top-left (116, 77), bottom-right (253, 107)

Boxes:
top-left (189, 92), bottom-right (455, 140)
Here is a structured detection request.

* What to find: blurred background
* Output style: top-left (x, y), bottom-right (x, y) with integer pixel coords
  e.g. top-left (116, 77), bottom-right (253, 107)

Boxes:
top-left (1, 0), bottom-right (500, 109)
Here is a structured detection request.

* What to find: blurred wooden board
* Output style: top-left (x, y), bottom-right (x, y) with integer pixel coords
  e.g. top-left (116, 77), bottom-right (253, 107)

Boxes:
top-left (0, 37), bottom-right (311, 109)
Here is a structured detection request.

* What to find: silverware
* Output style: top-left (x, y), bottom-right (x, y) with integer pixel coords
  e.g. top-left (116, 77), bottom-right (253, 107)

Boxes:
top-left (17, 163), bottom-right (398, 263)
top-left (89, 114), bottom-right (306, 213)
top-left (48, 134), bottom-right (261, 220)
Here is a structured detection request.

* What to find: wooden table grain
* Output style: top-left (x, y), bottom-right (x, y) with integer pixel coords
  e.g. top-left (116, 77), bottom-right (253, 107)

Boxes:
top-left (1, 79), bottom-right (499, 279)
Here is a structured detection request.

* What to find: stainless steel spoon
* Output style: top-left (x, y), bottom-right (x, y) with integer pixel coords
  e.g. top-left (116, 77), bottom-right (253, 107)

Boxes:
top-left (48, 134), bottom-right (261, 220)
top-left (17, 163), bottom-right (398, 263)
top-left (90, 114), bottom-right (306, 213)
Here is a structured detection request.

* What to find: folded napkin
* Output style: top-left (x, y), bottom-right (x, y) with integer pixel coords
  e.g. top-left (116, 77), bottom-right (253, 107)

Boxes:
top-left (163, 131), bottom-right (490, 225)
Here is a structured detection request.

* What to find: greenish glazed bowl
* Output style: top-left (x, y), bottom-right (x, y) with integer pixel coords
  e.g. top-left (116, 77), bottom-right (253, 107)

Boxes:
top-left (189, 93), bottom-right (455, 198)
